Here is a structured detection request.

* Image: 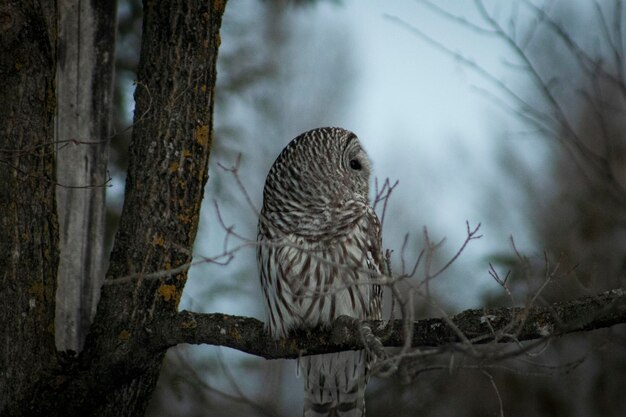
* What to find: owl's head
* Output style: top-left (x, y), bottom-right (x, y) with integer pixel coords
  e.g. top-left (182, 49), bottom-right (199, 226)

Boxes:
top-left (261, 127), bottom-right (372, 236)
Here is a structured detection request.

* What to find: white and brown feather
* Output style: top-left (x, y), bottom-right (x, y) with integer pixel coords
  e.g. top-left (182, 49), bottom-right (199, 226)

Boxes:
top-left (257, 127), bottom-right (383, 416)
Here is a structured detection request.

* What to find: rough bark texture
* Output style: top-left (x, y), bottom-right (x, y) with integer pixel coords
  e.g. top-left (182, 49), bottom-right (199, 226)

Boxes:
top-left (55, 0), bottom-right (116, 353)
top-left (0, 0), bottom-right (59, 409)
top-left (1, 1), bottom-right (226, 416)
top-left (80, 0), bottom-right (226, 415)
top-left (155, 288), bottom-right (626, 359)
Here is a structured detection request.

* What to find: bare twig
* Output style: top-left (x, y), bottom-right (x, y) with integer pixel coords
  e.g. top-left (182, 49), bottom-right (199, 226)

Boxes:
top-left (216, 154), bottom-right (261, 217)
top-left (482, 370), bottom-right (505, 417)
top-left (373, 177), bottom-right (399, 229)
top-left (415, 0), bottom-right (497, 35)
top-left (489, 262), bottom-right (513, 299)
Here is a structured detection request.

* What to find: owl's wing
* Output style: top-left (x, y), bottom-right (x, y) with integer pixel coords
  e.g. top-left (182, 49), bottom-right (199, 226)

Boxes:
top-left (364, 208), bottom-right (384, 320)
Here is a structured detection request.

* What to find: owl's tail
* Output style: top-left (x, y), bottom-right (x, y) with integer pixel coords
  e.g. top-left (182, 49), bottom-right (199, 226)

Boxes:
top-left (302, 350), bottom-right (368, 417)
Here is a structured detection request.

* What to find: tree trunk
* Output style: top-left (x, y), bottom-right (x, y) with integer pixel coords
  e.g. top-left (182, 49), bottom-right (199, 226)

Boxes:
top-left (1, 1), bottom-right (227, 415)
top-left (0, 0), bottom-right (59, 409)
top-left (82, 0), bottom-right (225, 414)
top-left (55, 0), bottom-right (116, 353)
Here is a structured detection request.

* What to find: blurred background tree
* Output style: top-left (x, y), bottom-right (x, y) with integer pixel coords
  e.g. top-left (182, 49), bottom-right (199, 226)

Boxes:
top-left (106, 1), bottom-right (625, 416)
top-left (383, 1), bottom-right (626, 416)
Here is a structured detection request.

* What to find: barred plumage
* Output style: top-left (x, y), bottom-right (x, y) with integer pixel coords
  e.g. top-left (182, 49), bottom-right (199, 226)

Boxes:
top-left (257, 127), bottom-right (383, 416)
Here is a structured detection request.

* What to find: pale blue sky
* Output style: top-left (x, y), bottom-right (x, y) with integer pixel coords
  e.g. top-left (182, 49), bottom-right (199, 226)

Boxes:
top-left (183, 1), bottom-right (548, 317)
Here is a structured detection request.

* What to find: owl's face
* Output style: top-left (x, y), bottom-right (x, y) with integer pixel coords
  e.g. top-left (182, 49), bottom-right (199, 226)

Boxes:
top-left (261, 127), bottom-right (372, 237)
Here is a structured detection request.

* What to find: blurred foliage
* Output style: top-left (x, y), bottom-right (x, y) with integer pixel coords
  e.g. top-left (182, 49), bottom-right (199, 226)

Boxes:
top-left (441, 2), bottom-right (626, 417)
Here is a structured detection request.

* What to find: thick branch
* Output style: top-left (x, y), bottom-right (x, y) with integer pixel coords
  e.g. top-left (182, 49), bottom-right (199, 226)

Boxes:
top-left (159, 289), bottom-right (626, 359)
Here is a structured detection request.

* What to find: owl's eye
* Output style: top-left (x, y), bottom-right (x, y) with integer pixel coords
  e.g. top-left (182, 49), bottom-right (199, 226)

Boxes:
top-left (349, 159), bottom-right (362, 170)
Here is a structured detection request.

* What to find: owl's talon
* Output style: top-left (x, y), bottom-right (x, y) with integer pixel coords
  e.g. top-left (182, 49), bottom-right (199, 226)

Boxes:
top-left (360, 322), bottom-right (387, 360)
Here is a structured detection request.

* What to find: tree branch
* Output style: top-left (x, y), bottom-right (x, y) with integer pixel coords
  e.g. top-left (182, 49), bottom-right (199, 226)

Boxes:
top-left (158, 288), bottom-right (626, 359)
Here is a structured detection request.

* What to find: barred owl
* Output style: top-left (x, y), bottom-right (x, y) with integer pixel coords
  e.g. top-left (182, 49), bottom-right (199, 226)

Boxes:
top-left (257, 127), bottom-right (383, 417)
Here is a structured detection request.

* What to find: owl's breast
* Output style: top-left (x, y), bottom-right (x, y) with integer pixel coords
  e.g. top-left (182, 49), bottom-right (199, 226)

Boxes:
top-left (259, 223), bottom-right (375, 338)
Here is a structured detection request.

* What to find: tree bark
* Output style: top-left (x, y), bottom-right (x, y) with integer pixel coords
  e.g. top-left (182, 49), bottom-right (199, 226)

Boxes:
top-left (1, 1), bottom-right (227, 416)
top-left (55, 0), bottom-right (116, 353)
top-left (154, 288), bottom-right (626, 359)
top-left (0, 0), bottom-right (59, 409)
top-left (79, 0), bottom-right (227, 415)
